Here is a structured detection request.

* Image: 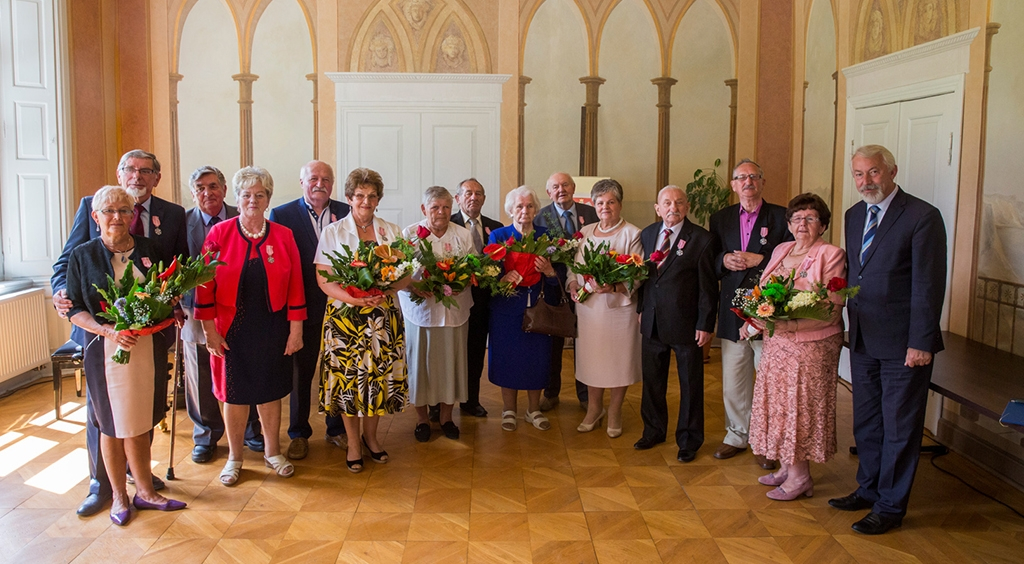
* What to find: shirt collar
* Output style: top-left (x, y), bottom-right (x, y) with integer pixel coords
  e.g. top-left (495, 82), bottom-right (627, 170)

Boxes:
top-left (554, 201), bottom-right (577, 217)
top-left (870, 185), bottom-right (899, 214)
top-left (198, 205), bottom-right (226, 226)
top-left (739, 200), bottom-right (763, 218)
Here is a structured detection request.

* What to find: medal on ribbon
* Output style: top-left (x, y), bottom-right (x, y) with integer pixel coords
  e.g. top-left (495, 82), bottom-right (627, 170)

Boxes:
top-left (153, 216), bottom-right (162, 236)
top-left (267, 245), bottom-right (275, 263)
top-left (759, 226), bottom-right (768, 245)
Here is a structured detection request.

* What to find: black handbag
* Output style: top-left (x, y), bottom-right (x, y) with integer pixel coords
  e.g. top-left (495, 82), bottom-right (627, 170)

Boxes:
top-left (522, 282), bottom-right (577, 338)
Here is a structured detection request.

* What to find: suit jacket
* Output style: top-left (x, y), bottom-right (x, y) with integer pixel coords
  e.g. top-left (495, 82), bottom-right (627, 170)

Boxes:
top-left (637, 218), bottom-right (719, 345)
top-left (451, 210), bottom-right (504, 309)
top-left (844, 187), bottom-right (946, 358)
top-left (181, 204), bottom-right (238, 342)
top-left (269, 198), bottom-right (351, 332)
top-left (65, 236), bottom-right (161, 323)
top-left (533, 202), bottom-right (598, 237)
top-left (708, 201), bottom-right (792, 341)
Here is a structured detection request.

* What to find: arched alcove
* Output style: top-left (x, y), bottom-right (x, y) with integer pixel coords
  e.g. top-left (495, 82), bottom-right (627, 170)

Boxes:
top-left (251, 0), bottom-right (314, 204)
top-left (522, 0), bottom-right (588, 194)
top-left (801, 0), bottom-right (837, 203)
top-left (597, 0), bottom-right (659, 225)
top-left (177, 0), bottom-right (241, 204)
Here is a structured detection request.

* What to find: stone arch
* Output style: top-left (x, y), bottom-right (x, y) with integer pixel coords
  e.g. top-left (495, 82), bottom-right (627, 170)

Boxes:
top-left (593, 0), bottom-right (658, 76)
top-left (854, 0), bottom-right (899, 63)
top-left (420, 0), bottom-right (491, 73)
top-left (520, 0), bottom-right (590, 74)
top-left (349, 3), bottom-right (415, 72)
top-left (666, 0), bottom-right (736, 77)
top-left (170, 0), bottom-right (242, 74)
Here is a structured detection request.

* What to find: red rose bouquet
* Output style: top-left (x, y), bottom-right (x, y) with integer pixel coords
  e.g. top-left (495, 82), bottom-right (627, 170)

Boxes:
top-left (731, 271), bottom-right (859, 337)
top-left (569, 240), bottom-right (651, 303)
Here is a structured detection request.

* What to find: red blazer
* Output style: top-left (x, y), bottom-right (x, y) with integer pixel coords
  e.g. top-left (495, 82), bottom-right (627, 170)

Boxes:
top-left (195, 219), bottom-right (306, 336)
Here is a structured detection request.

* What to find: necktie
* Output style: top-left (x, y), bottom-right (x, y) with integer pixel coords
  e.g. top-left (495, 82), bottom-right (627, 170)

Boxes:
top-left (130, 203), bottom-right (145, 236)
top-left (467, 218), bottom-right (483, 253)
top-left (657, 228), bottom-right (672, 267)
top-left (209, 215), bottom-right (221, 226)
top-left (563, 210), bottom-right (576, 236)
top-left (861, 205), bottom-right (880, 264)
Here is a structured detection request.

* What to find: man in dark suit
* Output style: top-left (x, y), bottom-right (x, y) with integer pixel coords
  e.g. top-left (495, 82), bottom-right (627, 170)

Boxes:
top-left (181, 166), bottom-right (261, 464)
top-left (449, 178), bottom-right (504, 417)
top-left (708, 159), bottom-right (791, 470)
top-left (532, 172), bottom-right (598, 412)
top-left (50, 149), bottom-right (189, 517)
top-left (829, 144), bottom-right (947, 535)
top-left (635, 186), bottom-right (718, 462)
top-left (268, 160), bottom-right (351, 460)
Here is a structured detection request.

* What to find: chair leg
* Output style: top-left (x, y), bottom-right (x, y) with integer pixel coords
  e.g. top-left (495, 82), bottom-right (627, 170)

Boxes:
top-left (75, 367), bottom-right (83, 397)
top-left (51, 362), bottom-right (62, 420)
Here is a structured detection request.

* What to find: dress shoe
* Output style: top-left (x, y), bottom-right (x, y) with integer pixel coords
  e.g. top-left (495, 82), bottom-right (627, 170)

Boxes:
top-left (766, 481), bottom-right (813, 501)
top-left (633, 436), bottom-right (665, 450)
top-left (539, 396), bottom-right (559, 411)
top-left (441, 421), bottom-right (460, 440)
top-left (428, 404), bottom-right (440, 422)
top-left (110, 508), bottom-right (131, 527)
top-left (287, 437), bottom-right (309, 460)
top-left (325, 433), bottom-right (347, 449)
top-left (758, 472), bottom-right (787, 486)
top-left (152, 476), bottom-right (166, 491)
top-left (753, 454), bottom-right (777, 470)
top-left (77, 493), bottom-right (110, 517)
top-left (460, 403), bottom-right (488, 417)
top-left (191, 444), bottom-right (215, 464)
top-left (132, 494), bottom-right (187, 512)
top-left (713, 443), bottom-right (746, 460)
top-left (828, 493), bottom-right (875, 512)
top-left (577, 409), bottom-right (607, 433)
top-left (851, 511), bottom-right (902, 535)
top-left (677, 449), bottom-right (697, 463)
top-left (414, 423), bottom-right (431, 442)
top-left (244, 435), bottom-right (265, 452)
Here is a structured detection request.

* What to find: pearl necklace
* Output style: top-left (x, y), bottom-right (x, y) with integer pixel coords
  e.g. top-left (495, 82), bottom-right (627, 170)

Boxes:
top-left (595, 218), bottom-right (624, 234)
top-left (239, 218), bottom-right (267, 239)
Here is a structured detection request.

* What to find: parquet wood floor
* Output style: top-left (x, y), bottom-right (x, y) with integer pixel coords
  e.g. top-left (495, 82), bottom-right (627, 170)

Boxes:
top-left (2, 349), bottom-right (1023, 563)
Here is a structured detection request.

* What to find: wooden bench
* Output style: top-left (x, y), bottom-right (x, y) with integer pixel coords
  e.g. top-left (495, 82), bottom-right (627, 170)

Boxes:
top-left (929, 331), bottom-right (1024, 431)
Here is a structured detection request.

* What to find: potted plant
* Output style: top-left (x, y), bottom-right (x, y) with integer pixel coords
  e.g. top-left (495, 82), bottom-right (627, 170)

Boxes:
top-left (685, 158), bottom-right (730, 228)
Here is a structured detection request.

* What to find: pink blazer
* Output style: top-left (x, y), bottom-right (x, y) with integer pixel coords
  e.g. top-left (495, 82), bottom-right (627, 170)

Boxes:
top-left (759, 239), bottom-right (847, 342)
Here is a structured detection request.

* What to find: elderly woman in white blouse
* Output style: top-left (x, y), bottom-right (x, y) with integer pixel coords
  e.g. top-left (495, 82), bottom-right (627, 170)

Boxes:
top-left (399, 186), bottom-right (475, 442)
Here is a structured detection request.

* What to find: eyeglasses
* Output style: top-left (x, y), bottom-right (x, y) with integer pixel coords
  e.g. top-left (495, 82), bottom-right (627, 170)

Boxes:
top-left (120, 166), bottom-right (157, 176)
top-left (99, 208), bottom-right (133, 217)
top-left (732, 173), bottom-right (762, 182)
top-left (788, 216), bottom-right (820, 225)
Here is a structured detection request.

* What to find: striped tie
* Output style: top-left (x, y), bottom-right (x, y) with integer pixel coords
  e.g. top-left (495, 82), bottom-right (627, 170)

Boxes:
top-left (657, 229), bottom-right (672, 267)
top-left (860, 205), bottom-right (880, 264)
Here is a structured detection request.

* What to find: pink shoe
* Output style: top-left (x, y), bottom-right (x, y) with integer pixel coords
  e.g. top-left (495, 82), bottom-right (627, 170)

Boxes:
top-left (758, 472), bottom-right (786, 486)
top-left (766, 482), bottom-right (813, 501)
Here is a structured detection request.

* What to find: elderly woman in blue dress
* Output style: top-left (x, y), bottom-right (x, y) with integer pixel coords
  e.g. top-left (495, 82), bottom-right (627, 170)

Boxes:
top-left (487, 186), bottom-right (562, 432)
top-left (399, 186), bottom-right (475, 442)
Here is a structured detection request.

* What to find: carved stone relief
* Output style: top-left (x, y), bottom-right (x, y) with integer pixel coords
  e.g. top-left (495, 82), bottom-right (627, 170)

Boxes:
top-left (402, 0), bottom-right (433, 31)
top-left (863, 2), bottom-right (888, 61)
top-left (912, 0), bottom-right (943, 45)
top-left (365, 21), bottom-right (400, 71)
top-left (435, 24), bottom-right (470, 73)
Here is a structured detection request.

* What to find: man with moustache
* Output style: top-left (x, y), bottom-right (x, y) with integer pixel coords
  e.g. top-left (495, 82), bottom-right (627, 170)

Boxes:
top-left (181, 166), bottom-right (262, 463)
top-left (269, 160), bottom-right (351, 460)
top-left (449, 178), bottom-right (503, 416)
top-left (533, 172), bottom-right (598, 411)
top-left (829, 145), bottom-right (946, 535)
top-left (635, 186), bottom-right (718, 463)
top-left (708, 159), bottom-right (790, 470)
top-left (51, 149), bottom-right (189, 516)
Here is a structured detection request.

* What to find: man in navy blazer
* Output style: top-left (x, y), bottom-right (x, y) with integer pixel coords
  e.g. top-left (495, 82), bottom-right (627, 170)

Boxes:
top-left (635, 186), bottom-right (718, 463)
top-left (829, 144), bottom-right (947, 535)
top-left (268, 160), bottom-right (351, 460)
top-left (449, 178), bottom-right (504, 416)
top-left (50, 149), bottom-right (189, 517)
top-left (532, 172), bottom-right (599, 412)
top-left (708, 159), bottom-right (791, 469)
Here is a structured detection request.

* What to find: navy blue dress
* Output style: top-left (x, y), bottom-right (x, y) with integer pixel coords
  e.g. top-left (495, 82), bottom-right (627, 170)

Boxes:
top-left (486, 225), bottom-right (561, 390)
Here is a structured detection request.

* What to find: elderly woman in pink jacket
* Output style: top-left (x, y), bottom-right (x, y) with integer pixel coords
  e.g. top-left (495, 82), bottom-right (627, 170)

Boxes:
top-left (744, 193), bottom-right (848, 501)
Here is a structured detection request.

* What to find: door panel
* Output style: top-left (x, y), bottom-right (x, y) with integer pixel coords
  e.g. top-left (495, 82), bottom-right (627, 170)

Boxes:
top-left (342, 111), bottom-right (420, 228)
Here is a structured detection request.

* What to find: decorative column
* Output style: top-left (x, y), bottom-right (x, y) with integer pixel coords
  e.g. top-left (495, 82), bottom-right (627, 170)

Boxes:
top-left (169, 73), bottom-right (184, 204)
top-left (232, 73), bottom-right (259, 167)
top-left (306, 73), bottom-right (319, 160)
top-left (578, 76), bottom-right (605, 176)
top-left (651, 77), bottom-right (677, 192)
top-left (970, 22), bottom-right (1000, 339)
top-left (829, 71), bottom-right (840, 226)
top-left (518, 76), bottom-right (532, 186)
top-left (725, 78), bottom-right (738, 170)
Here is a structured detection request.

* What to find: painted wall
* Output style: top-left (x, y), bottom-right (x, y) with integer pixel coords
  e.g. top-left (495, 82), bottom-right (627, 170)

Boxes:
top-left (801, 0), bottom-right (837, 204)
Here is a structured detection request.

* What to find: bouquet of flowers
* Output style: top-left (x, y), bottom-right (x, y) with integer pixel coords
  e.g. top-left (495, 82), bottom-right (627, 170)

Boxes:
top-left (476, 242), bottom-right (516, 297)
top-left (569, 240), bottom-right (650, 303)
top-left (731, 271), bottom-right (859, 337)
top-left (544, 232), bottom-right (584, 265)
top-left (483, 231), bottom-right (582, 294)
top-left (317, 238), bottom-right (418, 314)
top-left (408, 225), bottom-right (476, 308)
top-left (94, 252), bottom-right (225, 364)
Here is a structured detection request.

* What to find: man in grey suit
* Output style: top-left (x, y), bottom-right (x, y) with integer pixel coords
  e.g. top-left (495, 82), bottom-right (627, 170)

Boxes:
top-left (181, 166), bottom-right (261, 464)
top-left (532, 172), bottom-right (598, 411)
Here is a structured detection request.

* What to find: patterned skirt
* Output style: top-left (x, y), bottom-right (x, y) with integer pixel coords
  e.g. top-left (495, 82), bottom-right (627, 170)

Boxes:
top-left (319, 297), bottom-right (408, 417)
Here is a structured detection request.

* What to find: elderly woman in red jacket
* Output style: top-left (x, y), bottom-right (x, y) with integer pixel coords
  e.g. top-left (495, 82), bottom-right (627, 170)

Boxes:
top-left (196, 166), bottom-right (306, 486)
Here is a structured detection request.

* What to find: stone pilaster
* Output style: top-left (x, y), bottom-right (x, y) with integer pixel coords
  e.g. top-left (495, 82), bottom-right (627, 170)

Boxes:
top-left (307, 73), bottom-right (319, 160)
top-left (725, 78), bottom-right (738, 171)
top-left (232, 73), bottom-right (259, 167)
top-left (651, 77), bottom-right (677, 192)
top-left (518, 76), bottom-right (532, 186)
top-left (578, 76), bottom-right (606, 176)
top-left (169, 73), bottom-right (184, 204)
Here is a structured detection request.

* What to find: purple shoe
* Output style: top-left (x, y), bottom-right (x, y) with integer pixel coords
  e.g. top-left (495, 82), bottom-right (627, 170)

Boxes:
top-left (132, 494), bottom-right (187, 512)
top-left (110, 508), bottom-right (132, 526)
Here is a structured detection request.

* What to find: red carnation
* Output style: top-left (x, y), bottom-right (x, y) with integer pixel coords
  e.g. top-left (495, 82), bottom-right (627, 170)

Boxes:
top-left (416, 225), bottom-right (431, 240)
top-left (650, 250), bottom-right (666, 263)
top-left (826, 277), bottom-right (847, 292)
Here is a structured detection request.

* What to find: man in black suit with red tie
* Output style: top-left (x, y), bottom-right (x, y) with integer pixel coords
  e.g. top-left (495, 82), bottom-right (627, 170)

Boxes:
top-left (635, 186), bottom-right (718, 462)
top-left (268, 160), bottom-right (351, 460)
top-left (449, 178), bottom-right (503, 416)
top-left (829, 144), bottom-right (947, 535)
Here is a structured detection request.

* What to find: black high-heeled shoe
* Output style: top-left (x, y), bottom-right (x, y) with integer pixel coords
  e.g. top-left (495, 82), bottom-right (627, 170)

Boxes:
top-left (361, 436), bottom-right (388, 464)
top-left (346, 456), bottom-right (364, 473)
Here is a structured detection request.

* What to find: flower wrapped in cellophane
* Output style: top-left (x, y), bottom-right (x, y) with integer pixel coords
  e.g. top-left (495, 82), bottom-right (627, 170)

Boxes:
top-left (731, 270), bottom-right (859, 337)
top-left (408, 225), bottom-right (476, 308)
top-left (569, 240), bottom-right (651, 303)
top-left (317, 238), bottom-right (418, 314)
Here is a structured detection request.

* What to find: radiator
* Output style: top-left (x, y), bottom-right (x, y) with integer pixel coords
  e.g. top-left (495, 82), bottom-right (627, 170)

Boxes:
top-left (0, 288), bottom-right (50, 384)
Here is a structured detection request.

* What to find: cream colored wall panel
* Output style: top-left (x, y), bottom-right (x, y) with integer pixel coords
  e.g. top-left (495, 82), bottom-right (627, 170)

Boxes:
top-left (801, 0), bottom-right (837, 201)
top-left (11, 0), bottom-right (44, 88)
top-left (14, 101), bottom-right (46, 159)
top-left (16, 173), bottom-right (50, 261)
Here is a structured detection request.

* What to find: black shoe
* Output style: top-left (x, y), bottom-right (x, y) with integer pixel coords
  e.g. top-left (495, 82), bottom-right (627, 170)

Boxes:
top-left (828, 493), bottom-right (874, 512)
top-left (851, 512), bottom-right (902, 535)
top-left (460, 403), bottom-right (488, 417)
top-left (244, 435), bottom-right (265, 452)
top-left (191, 444), bottom-right (215, 464)
top-left (440, 421), bottom-right (460, 440)
top-left (633, 436), bottom-right (665, 450)
top-left (152, 476), bottom-right (166, 491)
top-left (361, 436), bottom-right (388, 463)
top-left (76, 493), bottom-right (110, 517)
top-left (677, 449), bottom-right (697, 463)
top-left (414, 423), bottom-right (431, 443)
top-left (428, 405), bottom-right (440, 423)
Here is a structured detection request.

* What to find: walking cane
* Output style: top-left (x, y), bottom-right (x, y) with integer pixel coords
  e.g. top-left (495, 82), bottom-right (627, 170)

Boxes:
top-left (166, 325), bottom-right (183, 480)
